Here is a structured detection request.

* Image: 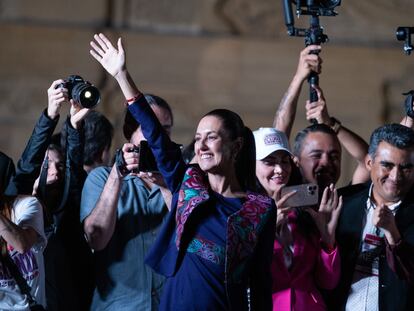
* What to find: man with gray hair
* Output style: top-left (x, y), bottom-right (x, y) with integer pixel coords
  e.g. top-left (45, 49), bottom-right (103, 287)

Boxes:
top-left (327, 123), bottom-right (414, 311)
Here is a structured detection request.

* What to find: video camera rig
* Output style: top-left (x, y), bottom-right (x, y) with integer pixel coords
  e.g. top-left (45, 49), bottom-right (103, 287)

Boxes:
top-left (282, 0), bottom-right (341, 122)
top-left (396, 27), bottom-right (414, 55)
top-left (396, 27), bottom-right (414, 116)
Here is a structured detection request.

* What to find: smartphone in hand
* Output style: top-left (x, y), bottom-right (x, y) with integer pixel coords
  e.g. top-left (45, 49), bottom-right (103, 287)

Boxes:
top-left (138, 140), bottom-right (159, 172)
top-left (280, 183), bottom-right (318, 207)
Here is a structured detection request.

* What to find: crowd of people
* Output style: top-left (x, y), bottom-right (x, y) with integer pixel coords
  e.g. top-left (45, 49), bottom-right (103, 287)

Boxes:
top-left (0, 33), bottom-right (413, 311)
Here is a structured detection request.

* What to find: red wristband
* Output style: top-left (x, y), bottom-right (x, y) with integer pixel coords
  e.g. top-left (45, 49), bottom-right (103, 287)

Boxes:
top-left (125, 93), bottom-right (143, 105)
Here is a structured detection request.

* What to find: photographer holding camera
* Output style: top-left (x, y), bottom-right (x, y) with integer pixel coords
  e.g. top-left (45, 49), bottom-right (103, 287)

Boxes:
top-left (80, 94), bottom-right (173, 310)
top-left (9, 78), bottom-right (94, 310)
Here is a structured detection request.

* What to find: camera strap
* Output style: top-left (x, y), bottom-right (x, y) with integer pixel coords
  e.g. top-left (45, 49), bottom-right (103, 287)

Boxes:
top-left (115, 148), bottom-right (129, 177)
top-left (38, 125), bottom-right (71, 235)
top-left (50, 121), bottom-right (71, 232)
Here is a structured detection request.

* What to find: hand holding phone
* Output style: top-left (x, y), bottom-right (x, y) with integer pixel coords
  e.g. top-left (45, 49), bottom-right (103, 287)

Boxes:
top-left (280, 183), bottom-right (318, 208)
top-left (119, 143), bottom-right (140, 175)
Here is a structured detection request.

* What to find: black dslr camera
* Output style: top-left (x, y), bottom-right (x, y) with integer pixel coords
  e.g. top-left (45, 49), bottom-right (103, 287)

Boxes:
top-left (57, 75), bottom-right (100, 109)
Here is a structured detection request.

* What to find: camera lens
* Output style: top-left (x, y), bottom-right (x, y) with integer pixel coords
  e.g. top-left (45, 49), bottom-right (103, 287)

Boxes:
top-left (72, 83), bottom-right (100, 109)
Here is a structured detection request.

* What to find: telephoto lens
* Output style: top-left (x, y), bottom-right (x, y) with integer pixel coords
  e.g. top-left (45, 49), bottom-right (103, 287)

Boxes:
top-left (59, 75), bottom-right (101, 109)
top-left (72, 82), bottom-right (100, 109)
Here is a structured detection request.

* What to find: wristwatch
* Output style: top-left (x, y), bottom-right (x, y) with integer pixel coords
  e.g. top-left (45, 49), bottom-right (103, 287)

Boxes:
top-left (329, 117), bottom-right (342, 134)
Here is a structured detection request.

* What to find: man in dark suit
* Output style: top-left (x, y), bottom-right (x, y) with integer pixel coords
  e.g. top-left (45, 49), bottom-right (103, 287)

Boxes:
top-left (329, 123), bottom-right (414, 311)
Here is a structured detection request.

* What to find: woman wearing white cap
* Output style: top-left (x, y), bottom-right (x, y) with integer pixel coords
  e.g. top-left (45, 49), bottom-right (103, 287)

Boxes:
top-left (253, 127), bottom-right (343, 311)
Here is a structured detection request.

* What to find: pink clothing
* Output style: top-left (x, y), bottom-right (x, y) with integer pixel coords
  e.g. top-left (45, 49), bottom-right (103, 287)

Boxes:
top-left (272, 213), bottom-right (340, 311)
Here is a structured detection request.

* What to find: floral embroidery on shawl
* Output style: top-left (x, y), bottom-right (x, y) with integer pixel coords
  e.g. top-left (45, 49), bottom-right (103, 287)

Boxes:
top-left (175, 166), bottom-right (209, 248)
top-left (225, 193), bottom-right (273, 283)
top-left (187, 236), bottom-right (225, 265)
top-left (175, 165), bottom-right (274, 283)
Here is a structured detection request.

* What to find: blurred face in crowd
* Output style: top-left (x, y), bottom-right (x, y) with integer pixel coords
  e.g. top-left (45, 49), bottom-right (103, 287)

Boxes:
top-left (130, 105), bottom-right (173, 146)
top-left (366, 141), bottom-right (414, 205)
top-left (46, 149), bottom-right (64, 185)
top-left (194, 115), bottom-right (239, 175)
top-left (256, 150), bottom-right (292, 197)
top-left (298, 131), bottom-right (341, 189)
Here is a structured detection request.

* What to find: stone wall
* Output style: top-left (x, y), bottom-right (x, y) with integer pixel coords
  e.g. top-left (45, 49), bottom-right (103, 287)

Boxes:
top-left (1, 0), bottom-right (413, 186)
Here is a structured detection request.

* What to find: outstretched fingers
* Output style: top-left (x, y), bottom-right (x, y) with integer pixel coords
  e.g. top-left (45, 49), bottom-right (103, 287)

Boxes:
top-left (90, 40), bottom-right (105, 58)
top-left (94, 33), bottom-right (110, 50)
top-left (319, 185), bottom-right (330, 206)
top-left (117, 38), bottom-right (124, 54)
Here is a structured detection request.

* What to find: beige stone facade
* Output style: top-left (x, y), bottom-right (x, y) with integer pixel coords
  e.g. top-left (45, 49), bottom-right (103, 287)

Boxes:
top-left (1, 0), bottom-right (414, 186)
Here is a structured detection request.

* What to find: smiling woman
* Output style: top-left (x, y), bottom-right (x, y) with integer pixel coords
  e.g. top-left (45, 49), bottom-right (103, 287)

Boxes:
top-left (89, 32), bottom-right (276, 310)
top-left (253, 127), bottom-right (343, 311)
top-left (195, 109), bottom-right (256, 193)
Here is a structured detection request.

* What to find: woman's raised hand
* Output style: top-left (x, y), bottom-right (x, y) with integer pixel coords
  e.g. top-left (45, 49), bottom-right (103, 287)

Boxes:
top-left (307, 184), bottom-right (343, 248)
top-left (274, 188), bottom-right (297, 228)
top-left (90, 33), bottom-right (126, 78)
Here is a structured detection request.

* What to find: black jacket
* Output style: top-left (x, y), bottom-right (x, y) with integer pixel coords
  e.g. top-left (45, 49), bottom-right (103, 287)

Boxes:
top-left (11, 110), bottom-right (92, 311)
top-left (326, 183), bottom-right (414, 311)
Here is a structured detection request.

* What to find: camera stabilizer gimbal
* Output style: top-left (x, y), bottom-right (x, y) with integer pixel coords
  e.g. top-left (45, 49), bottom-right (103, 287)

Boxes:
top-left (282, 0), bottom-right (341, 123)
top-left (396, 27), bottom-right (414, 116)
top-left (396, 27), bottom-right (414, 55)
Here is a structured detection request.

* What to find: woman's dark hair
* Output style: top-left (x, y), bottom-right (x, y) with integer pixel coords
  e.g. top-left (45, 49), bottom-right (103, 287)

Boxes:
top-left (123, 94), bottom-right (173, 141)
top-left (0, 151), bottom-right (16, 200)
top-left (203, 109), bottom-right (256, 191)
top-left (0, 152), bottom-right (16, 233)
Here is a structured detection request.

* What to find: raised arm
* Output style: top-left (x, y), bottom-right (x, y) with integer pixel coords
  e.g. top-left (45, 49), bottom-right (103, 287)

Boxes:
top-left (305, 85), bottom-right (370, 185)
top-left (89, 34), bottom-right (137, 101)
top-left (273, 45), bottom-right (322, 138)
top-left (0, 214), bottom-right (38, 254)
top-left (59, 101), bottom-right (90, 213)
top-left (400, 95), bottom-right (414, 128)
top-left (401, 116), bottom-right (414, 128)
top-left (12, 80), bottom-right (66, 194)
top-left (89, 33), bottom-right (184, 193)
top-left (0, 197), bottom-right (44, 254)
top-left (82, 142), bottom-right (140, 251)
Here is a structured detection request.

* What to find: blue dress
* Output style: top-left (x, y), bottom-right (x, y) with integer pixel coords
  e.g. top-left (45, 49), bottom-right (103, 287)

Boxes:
top-left (159, 193), bottom-right (242, 310)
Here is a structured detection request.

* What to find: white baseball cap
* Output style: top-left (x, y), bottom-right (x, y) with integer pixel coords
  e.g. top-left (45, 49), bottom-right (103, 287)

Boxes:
top-left (253, 127), bottom-right (292, 160)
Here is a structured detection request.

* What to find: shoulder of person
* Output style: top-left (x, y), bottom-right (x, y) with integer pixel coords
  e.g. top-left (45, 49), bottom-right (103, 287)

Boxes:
top-left (86, 166), bottom-right (112, 181)
top-left (12, 195), bottom-right (42, 208)
top-left (401, 186), bottom-right (414, 206)
top-left (338, 182), bottom-right (370, 200)
top-left (12, 195), bottom-right (44, 225)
